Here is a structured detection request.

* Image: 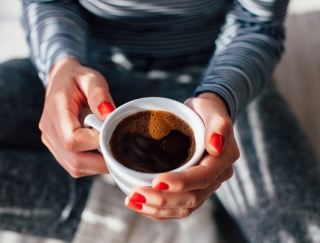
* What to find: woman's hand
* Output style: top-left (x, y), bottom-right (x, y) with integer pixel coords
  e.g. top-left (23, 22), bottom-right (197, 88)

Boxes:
top-left (39, 57), bottom-right (115, 177)
top-left (125, 92), bottom-right (240, 221)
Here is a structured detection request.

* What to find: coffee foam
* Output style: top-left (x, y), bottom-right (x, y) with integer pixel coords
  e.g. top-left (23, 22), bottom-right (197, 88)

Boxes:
top-left (149, 110), bottom-right (193, 139)
top-left (116, 110), bottom-right (193, 140)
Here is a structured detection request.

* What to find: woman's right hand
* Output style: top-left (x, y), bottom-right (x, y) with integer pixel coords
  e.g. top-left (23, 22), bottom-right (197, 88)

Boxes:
top-left (39, 57), bottom-right (115, 177)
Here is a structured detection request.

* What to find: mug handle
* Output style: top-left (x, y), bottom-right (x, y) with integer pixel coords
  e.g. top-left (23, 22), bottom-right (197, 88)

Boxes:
top-left (84, 114), bottom-right (104, 132)
top-left (84, 114), bottom-right (104, 152)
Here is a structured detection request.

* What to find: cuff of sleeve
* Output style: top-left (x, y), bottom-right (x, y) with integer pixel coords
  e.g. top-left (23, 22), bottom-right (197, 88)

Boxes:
top-left (38, 52), bottom-right (87, 86)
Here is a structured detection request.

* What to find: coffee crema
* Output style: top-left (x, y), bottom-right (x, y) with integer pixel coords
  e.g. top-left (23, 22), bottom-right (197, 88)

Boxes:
top-left (109, 110), bottom-right (195, 173)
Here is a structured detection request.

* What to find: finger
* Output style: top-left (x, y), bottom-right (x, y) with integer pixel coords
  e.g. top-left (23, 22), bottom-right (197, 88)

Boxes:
top-left (70, 127), bottom-right (101, 152)
top-left (39, 111), bottom-right (58, 152)
top-left (41, 118), bottom-right (108, 176)
top-left (41, 132), bottom-right (58, 158)
top-left (125, 193), bottom-right (198, 218)
top-left (126, 186), bottom-right (204, 210)
top-left (152, 145), bottom-right (237, 192)
top-left (127, 188), bottom-right (205, 209)
top-left (125, 167), bottom-right (232, 220)
top-left (41, 132), bottom-right (87, 176)
top-left (138, 213), bottom-right (181, 222)
top-left (125, 191), bottom-right (205, 219)
top-left (75, 69), bottom-right (115, 120)
top-left (63, 151), bottom-right (109, 178)
top-left (127, 166), bottom-right (233, 214)
top-left (153, 156), bottom-right (220, 192)
top-left (139, 205), bottom-right (197, 219)
top-left (41, 130), bottom-right (108, 177)
top-left (45, 94), bottom-right (101, 152)
top-left (185, 97), bottom-right (234, 156)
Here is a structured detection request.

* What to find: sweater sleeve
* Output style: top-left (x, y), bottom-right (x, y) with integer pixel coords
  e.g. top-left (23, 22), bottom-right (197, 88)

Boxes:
top-left (22, 0), bottom-right (89, 85)
top-left (195, 0), bottom-right (289, 121)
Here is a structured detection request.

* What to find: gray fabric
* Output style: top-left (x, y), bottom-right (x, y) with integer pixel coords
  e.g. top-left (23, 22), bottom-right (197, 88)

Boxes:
top-left (0, 59), bottom-right (92, 242)
top-left (86, 47), bottom-right (209, 106)
top-left (217, 83), bottom-right (320, 242)
top-left (72, 175), bottom-right (218, 243)
top-left (22, 0), bottom-right (289, 122)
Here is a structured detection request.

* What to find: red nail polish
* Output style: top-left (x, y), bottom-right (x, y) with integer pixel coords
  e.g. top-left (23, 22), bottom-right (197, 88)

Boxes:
top-left (211, 133), bottom-right (224, 154)
top-left (98, 102), bottom-right (114, 116)
top-left (130, 193), bottom-right (146, 203)
top-left (153, 182), bottom-right (169, 191)
top-left (127, 200), bottom-right (143, 211)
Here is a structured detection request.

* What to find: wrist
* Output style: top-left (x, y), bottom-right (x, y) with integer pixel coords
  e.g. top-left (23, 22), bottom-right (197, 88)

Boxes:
top-left (46, 57), bottom-right (82, 90)
top-left (45, 57), bottom-right (81, 94)
top-left (197, 92), bottom-right (229, 115)
top-left (49, 57), bottom-right (81, 78)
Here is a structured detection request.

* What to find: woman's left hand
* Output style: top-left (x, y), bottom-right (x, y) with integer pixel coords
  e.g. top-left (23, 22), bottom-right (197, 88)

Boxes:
top-left (125, 93), bottom-right (240, 221)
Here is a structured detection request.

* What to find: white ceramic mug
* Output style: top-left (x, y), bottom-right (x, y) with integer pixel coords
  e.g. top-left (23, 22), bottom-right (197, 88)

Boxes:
top-left (84, 97), bottom-right (205, 195)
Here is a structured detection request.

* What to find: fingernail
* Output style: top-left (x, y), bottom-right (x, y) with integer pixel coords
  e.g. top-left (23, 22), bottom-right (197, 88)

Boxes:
top-left (98, 101), bottom-right (114, 116)
top-left (130, 193), bottom-right (146, 203)
top-left (153, 182), bottom-right (169, 191)
top-left (211, 133), bottom-right (224, 154)
top-left (127, 200), bottom-right (143, 211)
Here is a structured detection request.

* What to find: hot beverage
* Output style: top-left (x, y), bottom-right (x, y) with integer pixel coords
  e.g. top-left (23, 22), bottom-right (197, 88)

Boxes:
top-left (85, 97), bottom-right (205, 194)
top-left (109, 110), bottom-right (195, 173)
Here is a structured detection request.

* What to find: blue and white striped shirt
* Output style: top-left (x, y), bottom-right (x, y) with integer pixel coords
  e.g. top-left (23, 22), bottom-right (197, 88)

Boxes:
top-left (22, 0), bottom-right (289, 120)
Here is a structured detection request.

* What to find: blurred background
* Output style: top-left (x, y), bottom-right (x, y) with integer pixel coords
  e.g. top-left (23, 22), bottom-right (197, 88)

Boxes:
top-left (0, 0), bottom-right (319, 242)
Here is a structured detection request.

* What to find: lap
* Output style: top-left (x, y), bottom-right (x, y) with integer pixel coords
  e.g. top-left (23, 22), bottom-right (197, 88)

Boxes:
top-left (0, 59), bottom-right (92, 241)
top-left (0, 58), bottom-right (45, 150)
top-left (0, 149), bottom-right (92, 241)
top-left (4, 56), bottom-right (319, 243)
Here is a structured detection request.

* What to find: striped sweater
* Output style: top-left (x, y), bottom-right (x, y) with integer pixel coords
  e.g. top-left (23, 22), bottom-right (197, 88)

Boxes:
top-left (22, 0), bottom-right (289, 120)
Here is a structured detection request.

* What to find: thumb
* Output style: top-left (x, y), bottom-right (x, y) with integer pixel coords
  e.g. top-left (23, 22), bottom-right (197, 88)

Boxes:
top-left (76, 68), bottom-right (115, 120)
top-left (185, 96), bottom-right (232, 156)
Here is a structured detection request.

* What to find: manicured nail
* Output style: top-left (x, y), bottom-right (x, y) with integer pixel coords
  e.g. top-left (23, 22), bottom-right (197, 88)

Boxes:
top-left (130, 193), bottom-right (146, 203)
top-left (98, 101), bottom-right (114, 116)
top-left (153, 182), bottom-right (169, 191)
top-left (127, 200), bottom-right (143, 211)
top-left (211, 133), bottom-right (224, 154)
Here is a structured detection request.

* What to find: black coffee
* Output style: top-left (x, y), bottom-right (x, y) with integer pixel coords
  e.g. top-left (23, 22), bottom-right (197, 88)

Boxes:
top-left (109, 110), bottom-right (195, 173)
